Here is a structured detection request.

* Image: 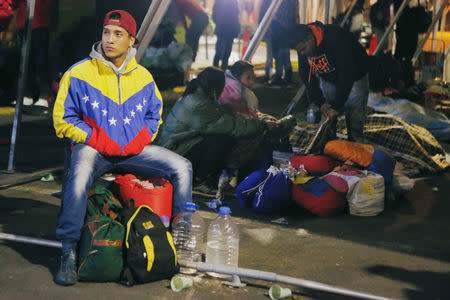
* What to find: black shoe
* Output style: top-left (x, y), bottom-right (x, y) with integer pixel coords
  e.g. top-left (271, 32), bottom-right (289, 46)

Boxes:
top-left (54, 249), bottom-right (77, 286)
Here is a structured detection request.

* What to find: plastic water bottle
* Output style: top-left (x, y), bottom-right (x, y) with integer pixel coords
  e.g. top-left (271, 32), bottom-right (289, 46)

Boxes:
top-left (171, 202), bottom-right (205, 274)
top-left (307, 104), bottom-right (319, 124)
top-left (205, 206), bottom-right (239, 278)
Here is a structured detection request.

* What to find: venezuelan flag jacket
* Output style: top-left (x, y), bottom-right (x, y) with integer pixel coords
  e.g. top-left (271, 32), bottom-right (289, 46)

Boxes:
top-left (53, 42), bottom-right (163, 156)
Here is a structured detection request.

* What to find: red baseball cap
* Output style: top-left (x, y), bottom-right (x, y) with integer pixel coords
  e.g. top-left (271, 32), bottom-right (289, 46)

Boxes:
top-left (103, 10), bottom-right (137, 39)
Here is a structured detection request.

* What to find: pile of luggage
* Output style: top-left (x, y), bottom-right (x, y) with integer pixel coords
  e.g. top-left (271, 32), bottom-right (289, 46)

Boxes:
top-left (237, 139), bottom-right (399, 217)
top-left (76, 176), bottom-right (178, 285)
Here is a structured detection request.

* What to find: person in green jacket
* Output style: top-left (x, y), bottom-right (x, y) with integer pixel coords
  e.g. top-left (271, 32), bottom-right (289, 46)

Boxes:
top-left (157, 67), bottom-right (271, 194)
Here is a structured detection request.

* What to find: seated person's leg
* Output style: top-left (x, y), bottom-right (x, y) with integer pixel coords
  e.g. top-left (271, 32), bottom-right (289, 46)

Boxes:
top-left (55, 144), bottom-right (112, 286)
top-left (57, 144), bottom-right (113, 251)
top-left (117, 145), bottom-right (193, 218)
top-left (344, 74), bottom-right (369, 143)
top-left (185, 134), bottom-right (235, 183)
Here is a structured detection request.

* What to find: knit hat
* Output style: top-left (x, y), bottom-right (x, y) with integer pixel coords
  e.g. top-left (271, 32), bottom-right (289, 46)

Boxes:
top-left (103, 10), bottom-right (137, 38)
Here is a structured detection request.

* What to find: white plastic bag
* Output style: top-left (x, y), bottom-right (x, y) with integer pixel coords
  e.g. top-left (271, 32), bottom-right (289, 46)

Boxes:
top-left (347, 171), bottom-right (385, 216)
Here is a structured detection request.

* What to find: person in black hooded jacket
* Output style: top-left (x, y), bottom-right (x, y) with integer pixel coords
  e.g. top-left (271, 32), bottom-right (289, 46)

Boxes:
top-left (291, 21), bottom-right (370, 143)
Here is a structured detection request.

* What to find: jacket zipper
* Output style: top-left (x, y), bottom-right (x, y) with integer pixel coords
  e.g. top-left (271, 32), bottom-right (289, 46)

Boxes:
top-left (117, 74), bottom-right (124, 156)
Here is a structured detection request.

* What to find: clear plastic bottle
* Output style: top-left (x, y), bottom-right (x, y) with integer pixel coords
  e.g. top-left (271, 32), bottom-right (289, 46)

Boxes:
top-left (307, 104), bottom-right (319, 124)
top-left (171, 202), bottom-right (205, 274)
top-left (205, 206), bottom-right (239, 278)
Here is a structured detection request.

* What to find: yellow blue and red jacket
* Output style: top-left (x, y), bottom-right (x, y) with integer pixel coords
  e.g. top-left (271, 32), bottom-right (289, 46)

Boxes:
top-left (53, 52), bottom-right (163, 156)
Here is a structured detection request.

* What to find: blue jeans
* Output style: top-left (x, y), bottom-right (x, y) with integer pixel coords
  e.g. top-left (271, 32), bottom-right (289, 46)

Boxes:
top-left (319, 74), bottom-right (369, 143)
top-left (57, 144), bottom-right (193, 251)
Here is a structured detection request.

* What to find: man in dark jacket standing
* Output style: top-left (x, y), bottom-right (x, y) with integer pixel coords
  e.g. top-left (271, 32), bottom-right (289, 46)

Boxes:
top-left (291, 21), bottom-right (369, 143)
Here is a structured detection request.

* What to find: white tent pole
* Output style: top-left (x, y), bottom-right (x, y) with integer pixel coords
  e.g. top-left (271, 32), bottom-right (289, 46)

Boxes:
top-left (136, 0), bottom-right (162, 43)
top-left (135, 0), bottom-right (172, 63)
top-left (242, 0), bottom-right (283, 61)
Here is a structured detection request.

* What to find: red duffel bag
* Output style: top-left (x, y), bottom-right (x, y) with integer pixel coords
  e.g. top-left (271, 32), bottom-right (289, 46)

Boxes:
top-left (290, 155), bottom-right (336, 176)
top-left (114, 174), bottom-right (173, 219)
top-left (291, 177), bottom-right (346, 217)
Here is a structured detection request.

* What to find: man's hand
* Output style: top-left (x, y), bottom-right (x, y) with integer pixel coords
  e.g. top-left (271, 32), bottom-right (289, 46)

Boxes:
top-left (320, 103), bottom-right (339, 119)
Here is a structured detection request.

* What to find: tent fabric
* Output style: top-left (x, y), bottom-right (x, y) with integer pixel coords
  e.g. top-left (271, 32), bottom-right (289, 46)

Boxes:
top-left (289, 114), bottom-right (448, 173)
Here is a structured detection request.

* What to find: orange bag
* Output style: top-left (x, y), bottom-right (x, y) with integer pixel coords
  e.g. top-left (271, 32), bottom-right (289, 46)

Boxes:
top-left (324, 140), bottom-right (374, 167)
top-left (114, 174), bottom-right (173, 218)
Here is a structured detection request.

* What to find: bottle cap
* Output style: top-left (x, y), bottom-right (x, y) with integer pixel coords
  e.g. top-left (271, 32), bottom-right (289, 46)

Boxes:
top-left (218, 206), bottom-right (231, 215)
top-left (184, 202), bottom-right (199, 212)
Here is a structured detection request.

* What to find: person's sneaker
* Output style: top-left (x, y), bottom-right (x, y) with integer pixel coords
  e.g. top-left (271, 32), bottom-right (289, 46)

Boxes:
top-left (54, 249), bottom-right (78, 286)
top-left (33, 98), bottom-right (49, 108)
top-left (11, 96), bottom-right (33, 106)
top-left (193, 181), bottom-right (217, 198)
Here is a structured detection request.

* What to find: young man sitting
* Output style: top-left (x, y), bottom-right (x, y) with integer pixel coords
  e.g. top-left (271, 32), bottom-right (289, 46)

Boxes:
top-left (52, 10), bottom-right (193, 286)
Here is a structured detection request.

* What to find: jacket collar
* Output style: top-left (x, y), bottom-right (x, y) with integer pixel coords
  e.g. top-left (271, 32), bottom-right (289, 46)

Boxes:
top-left (90, 41), bottom-right (138, 75)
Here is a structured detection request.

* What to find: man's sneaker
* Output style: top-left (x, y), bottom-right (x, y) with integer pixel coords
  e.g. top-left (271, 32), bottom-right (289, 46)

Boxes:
top-left (54, 249), bottom-right (78, 286)
top-left (11, 96), bottom-right (33, 106)
top-left (33, 98), bottom-right (49, 108)
top-left (193, 181), bottom-right (217, 198)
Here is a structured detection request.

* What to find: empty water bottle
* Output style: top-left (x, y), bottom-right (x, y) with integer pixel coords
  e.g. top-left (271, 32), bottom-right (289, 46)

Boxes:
top-left (171, 202), bottom-right (205, 274)
top-left (205, 206), bottom-right (239, 278)
top-left (306, 104), bottom-right (319, 124)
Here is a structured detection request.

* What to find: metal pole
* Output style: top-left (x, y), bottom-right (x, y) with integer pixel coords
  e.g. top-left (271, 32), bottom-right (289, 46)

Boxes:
top-left (282, 84), bottom-right (305, 117)
top-left (7, 0), bottom-right (35, 172)
top-left (242, 0), bottom-right (282, 61)
top-left (0, 232), bottom-right (62, 248)
top-left (203, 0), bottom-right (208, 60)
top-left (412, 0), bottom-right (449, 65)
top-left (193, 262), bottom-right (396, 300)
top-left (373, 0), bottom-right (410, 56)
top-left (339, 0), bottom-right (358, 27)
top-left (136, 0), bottom-right (172, 63)
top-left (136, 0), bottom-right (163, 43)
top-left (325, 0), bottom-right (330, 24)
top-left (432, 0), bottom-right (441, 51)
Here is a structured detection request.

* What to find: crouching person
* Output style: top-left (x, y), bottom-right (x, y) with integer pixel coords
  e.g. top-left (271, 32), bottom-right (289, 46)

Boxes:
top-left (157, 67), bottom-right (268, 197)
top-left (52, 10), bottom-right (192, 286)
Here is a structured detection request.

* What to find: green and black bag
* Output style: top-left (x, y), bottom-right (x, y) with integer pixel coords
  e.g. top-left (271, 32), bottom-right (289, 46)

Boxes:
top-left (77, 186), bottom-right (125, 282)
top-left (120, 203), bottom-right (179, 286)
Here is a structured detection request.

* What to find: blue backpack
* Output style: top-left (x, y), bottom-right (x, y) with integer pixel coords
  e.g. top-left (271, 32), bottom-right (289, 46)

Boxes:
top-left (236, 167), bottom-right (291, 213)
